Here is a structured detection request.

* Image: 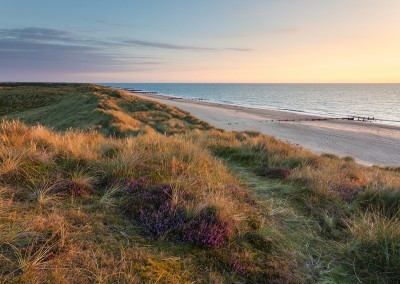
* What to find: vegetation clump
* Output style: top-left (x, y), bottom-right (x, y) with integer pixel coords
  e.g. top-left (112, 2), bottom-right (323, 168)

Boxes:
top-left (345, 212), bottom-right (400, 283)
top-left (258, 165), bottom-right (292, 179)
top-left (123, 178), bottom-right (232, 247)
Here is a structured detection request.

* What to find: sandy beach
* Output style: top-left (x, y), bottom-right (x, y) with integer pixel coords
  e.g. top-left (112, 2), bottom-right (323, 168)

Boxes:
top-left (125, 91), bottom-right (400, 167)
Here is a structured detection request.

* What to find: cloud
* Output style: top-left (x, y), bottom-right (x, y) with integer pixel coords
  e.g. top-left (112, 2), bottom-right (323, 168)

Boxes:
top-left (0, 27), bottom-right (117, 48)
top-left (0, 27), bottom-right (252, 80)
top-left (0, 28), bottom-right (161, 75)
top-left (0, 27), bottom-right (73, 42)
top-left (0, 27), bottom-right (252, 52)
top-left (226, 48), bottom-right (253, 52)
top-left (123, 39), bottom-right (254, 52)
top-left (0, 40), bottom-right (137, 72)
top-left (123, 39), bottom-right (216, 51)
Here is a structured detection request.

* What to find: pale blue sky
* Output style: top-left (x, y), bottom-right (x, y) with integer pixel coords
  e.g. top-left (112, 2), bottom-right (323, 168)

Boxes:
top-left (1, 0), bottom-right (399, 82)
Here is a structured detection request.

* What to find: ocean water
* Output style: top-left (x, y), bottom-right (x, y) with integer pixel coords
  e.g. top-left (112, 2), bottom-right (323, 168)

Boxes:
top-left (104, 83), bottom-right (400, 125)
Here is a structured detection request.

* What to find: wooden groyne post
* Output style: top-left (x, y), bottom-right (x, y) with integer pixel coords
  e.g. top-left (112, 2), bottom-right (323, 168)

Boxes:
top-left (125, 88), bottom-right (158, 95)
top-left (274, 116), bottom-right (375, 123)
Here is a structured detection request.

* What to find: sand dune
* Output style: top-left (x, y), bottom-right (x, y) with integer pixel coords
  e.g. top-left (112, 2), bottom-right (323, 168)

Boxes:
top-left (128, 92), bottom-right (400, 167)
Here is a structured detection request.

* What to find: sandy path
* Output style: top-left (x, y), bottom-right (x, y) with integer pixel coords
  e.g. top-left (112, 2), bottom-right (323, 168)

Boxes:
top-left (127, 91), bottom-right (400, 167)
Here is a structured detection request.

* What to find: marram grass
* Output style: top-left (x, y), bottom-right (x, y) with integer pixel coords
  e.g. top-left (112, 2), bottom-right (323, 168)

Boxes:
top-left (1, 83), bottom-right (400, 283)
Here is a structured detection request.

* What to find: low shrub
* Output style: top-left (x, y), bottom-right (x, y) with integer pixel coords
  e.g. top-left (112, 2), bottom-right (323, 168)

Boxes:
top-left (244, 232), bottom-right (272, 251)
top-left (124, 178), bottom-right (172, 218)
top-left (258, 166), bottom-right (291, 179)
top-left (342, 156), bottom-right (355, 162)
top-left (333, 182), bottom-right (362, 201)
top-left (51, 180), bottom-right (93, 197)
top-left (123, 178), bottom-right (231, 247)
top-left (228, 185), bottom-right (257, 205)
top-left (321, 153), bottom-right (340, 160)
top-left (181, 212), bottom-right (231, 248)
top-left (139, 203), bottom-right (186, 240)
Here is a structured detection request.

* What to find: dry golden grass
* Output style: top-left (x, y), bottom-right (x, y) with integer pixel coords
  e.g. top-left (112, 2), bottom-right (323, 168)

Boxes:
top-left (101, 109), bottom-right (143, 132)
top-left (188, 129), bottom-right (400, 203)
top-left (2, 84), bottom-right (400, 282)
top-left (186, 129), bottom-right (400, 282)
top-left (0, 120), bottom-right (275, 283)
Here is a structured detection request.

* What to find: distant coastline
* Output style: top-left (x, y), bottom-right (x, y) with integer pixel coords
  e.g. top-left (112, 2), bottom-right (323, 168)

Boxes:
top-left (124, 89), bottom-right (400, 167)
top-left (104, 83), bottom-right (400, 126)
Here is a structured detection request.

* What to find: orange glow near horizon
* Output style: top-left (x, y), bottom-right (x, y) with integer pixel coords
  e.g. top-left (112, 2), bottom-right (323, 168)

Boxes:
top-left (80, 34), bottom-right (400, 83)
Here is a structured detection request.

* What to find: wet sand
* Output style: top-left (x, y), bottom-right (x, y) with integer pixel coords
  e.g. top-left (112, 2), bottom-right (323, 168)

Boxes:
top-left (126, 91), bottom-right (400, 167)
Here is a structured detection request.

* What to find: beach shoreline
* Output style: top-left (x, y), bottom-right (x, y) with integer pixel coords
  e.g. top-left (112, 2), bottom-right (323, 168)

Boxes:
top-left (122, 90), bottom-right (400, 167)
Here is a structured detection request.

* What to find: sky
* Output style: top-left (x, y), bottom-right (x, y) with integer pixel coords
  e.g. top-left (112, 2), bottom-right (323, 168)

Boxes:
top-left (1, 0), bottom-right (400, 83)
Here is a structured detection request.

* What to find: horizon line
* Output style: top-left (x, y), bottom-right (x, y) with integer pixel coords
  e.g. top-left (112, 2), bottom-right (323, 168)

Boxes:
top-left (2, 81), bottom-right (400, 84)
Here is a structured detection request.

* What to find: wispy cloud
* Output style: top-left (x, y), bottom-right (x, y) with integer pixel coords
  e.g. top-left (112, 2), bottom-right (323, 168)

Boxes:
top-left (123, 39), bottom-right (216, 51)
top-left (123, 39), bottom-right (253, 52)
top-left (0, 27), bottom-right (252, 52)
top-left (0, 27), bottom-right (161, 75)
top-left (227, 48), bottom-right (253, 52)
top-left (0, 27), bottom-right (252, 78)
top-left (0, 27), bottom-right (73, 42)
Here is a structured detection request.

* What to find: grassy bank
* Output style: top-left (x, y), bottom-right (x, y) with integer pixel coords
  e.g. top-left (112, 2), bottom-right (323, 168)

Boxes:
top-left (1, 83), bottom-right (399, 283)
top-left (0, 83), bottom-right (211, 136)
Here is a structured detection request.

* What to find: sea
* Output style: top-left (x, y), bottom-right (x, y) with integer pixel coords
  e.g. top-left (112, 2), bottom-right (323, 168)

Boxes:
top-left (103, 83), bottom-right (400, 125)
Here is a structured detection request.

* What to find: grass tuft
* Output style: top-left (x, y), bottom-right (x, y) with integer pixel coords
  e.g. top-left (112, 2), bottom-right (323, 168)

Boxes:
top-left (345, 212), bottom-right (400, 283)
top-left (258, 165), bottom-right (292, 179)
